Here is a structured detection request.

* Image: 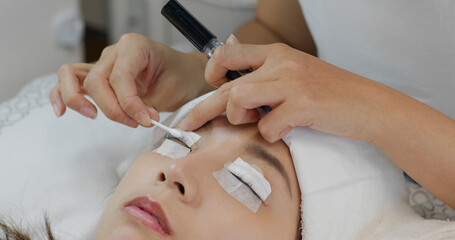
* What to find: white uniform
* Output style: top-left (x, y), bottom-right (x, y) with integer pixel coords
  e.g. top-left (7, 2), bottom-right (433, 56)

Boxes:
top-left (299, 0), bottom-right (455, 119)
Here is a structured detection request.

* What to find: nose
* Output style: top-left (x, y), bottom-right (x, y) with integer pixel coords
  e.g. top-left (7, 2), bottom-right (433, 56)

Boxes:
top-left (158, 158), bottom-right (201, 205)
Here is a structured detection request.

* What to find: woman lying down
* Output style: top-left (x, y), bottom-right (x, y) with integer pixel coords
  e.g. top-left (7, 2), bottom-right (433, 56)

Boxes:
top-left (1, 94), bottom-right (454, 239)
top-left (1, 114), bottom-right (301, 239)
top-left (96, 116), bottom-right (301, 239)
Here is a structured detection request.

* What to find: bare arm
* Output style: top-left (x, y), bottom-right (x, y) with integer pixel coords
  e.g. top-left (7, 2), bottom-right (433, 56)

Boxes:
top-left (367, 89), bottom-right (455, 209)
top-left (236, 1), bottom-right (455, 208)
top-left (234, 0), bottom-right (316, 55)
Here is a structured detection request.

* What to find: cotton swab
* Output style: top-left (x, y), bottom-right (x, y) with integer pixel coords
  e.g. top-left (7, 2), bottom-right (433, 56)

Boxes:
top-left (150, 119), bottom-right (183, 138)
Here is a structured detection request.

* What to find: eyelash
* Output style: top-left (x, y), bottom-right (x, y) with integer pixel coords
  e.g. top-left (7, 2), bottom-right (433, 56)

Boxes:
top-left (227, 158), bottom-right (272, 203)
top-left (231, 172), bottom-right (262, 200)
top-left (164, 133), bottom-right (191, 149)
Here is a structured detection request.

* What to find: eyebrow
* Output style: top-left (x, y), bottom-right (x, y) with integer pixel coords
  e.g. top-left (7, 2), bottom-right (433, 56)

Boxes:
top-left (245, 144), bottom-right (293, 198)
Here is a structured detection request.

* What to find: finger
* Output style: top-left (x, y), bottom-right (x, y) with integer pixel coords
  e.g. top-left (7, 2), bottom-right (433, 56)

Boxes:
top-left (180, 68), bottom-right (273, 130)
top-left (226, 106), bottom-right (259, 126)
top-left (258, 101), bottom-right (309, 143)
top-left (226, 80), bottom-right (286, 125)
top-left (205, 44), bottom-right (268, 87)
top-left (109, 41), bottom-right (156, 126)
top-left (225, 34), bottom-right (241, 45)
top-left (84, 47), bottom-right (139, 127)
top-left (178, 82), bottom-right (234, 131)
top-left (57, 63), bottom-right (98, 119)
top-left (49, 83), bottom-right (66, 117)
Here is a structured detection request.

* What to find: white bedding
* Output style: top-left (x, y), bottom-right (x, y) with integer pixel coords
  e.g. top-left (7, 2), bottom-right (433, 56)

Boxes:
top-left (0, 74), bottom-right (166, 239)
top-left (284, 127), bottom-right (455, 239)
top-left (0, 74), bottom-right (454, 239)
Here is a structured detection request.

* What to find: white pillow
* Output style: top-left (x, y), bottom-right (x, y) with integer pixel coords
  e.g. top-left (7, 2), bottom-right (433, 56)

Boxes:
top-left (283, 122), bottom-right (455, 239)
top-left (0, 74), bottom-right (166, 239)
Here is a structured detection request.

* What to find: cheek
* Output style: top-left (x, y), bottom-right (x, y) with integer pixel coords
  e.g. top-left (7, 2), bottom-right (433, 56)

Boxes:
top-left (193, 208), bottom-right (277, 240)
top-left (118, 153), bottom-right (167, 187)
top-left (193, 194), bottom-right (298, 240)
top-left (176, 190), bottom-right (278, 240)
top-left (96, 154), bottom-right (167, 229)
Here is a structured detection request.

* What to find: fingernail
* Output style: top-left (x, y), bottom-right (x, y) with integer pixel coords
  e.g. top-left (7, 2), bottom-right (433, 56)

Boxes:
top-left (279, 126), bottom-right (293, 139)
top-left (80, 107), bottom-right (97, 119)
top-left (135, 111), bottom-right (150, 126)
top-left (52, 104), bottom-right (61, 118)
top-left (179, 118), bottom-right (190, 131)
top-left (147, 107), bottom-right (160, 121)
top-left (123, 117), bottom-right (138, 128)
top-left (226, 34), bottom-right (239, 45)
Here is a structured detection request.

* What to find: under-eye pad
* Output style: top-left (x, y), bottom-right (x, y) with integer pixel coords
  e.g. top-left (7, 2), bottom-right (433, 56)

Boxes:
top-left (227, 158), bottom-right (272, 202)
top-left (213, 165), bottom-right (263, 213)
top-left (175, 130), bottom-right (200, 147)
top-left (153, 139), bottom-right (190, 159)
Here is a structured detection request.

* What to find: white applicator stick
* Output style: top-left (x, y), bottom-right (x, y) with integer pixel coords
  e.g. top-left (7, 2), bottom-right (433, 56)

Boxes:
top-left (151, 119), bottom-right (183, 138)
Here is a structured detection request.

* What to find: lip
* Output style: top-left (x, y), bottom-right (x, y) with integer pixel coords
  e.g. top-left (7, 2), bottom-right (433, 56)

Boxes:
top-left (123, 196), bottom-right (172, 237)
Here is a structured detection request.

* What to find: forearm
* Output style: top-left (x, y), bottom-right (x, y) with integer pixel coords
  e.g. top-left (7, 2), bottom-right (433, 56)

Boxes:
top-left (234, 16), bottom-right (316, 56)
top-left (233, 20), bottom-right (284, 45)
top-left (368, 88), bottom-right (455, 209)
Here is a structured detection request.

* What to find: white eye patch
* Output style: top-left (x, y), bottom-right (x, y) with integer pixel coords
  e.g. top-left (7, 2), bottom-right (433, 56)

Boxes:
top-left (175, 130), bottom-right (201, 148)
top-left (153, 139), bottom-right (190, 159)
top-left (227, 158), bottom-right (272, 202)
top-left (213, 157), bottom-right (272, 213)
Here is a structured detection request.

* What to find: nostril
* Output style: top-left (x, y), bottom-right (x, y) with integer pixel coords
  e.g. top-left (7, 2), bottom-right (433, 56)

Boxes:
top-left (158, 172), bottom-right (166, 182)
top-left (175, 182), bottom-right (185, 195)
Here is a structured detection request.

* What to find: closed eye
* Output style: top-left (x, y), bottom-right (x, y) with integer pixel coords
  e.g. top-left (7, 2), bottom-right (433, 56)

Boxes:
top-left (227, 158), bottom-right (271, 203)
top-left (231, 172), bottom-right (262, 200)
top-left (164, 133), bottom-right (191, 149)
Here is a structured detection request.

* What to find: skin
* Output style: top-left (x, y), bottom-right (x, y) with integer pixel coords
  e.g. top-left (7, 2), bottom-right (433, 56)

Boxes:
top-left (50, 0), bottom-right (455, 208)
top-left (51, 35), bottom-right (213, 127)
top-left (94, 117), bottom-right (301, 239)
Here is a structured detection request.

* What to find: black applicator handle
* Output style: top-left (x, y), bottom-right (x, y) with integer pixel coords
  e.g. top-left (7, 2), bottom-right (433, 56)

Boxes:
top-left (162, 0), bottom-right (272, 115)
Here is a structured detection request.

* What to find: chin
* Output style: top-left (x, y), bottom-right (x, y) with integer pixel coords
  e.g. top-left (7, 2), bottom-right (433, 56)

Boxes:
top-left (95, 225), bottom-right (150, 240)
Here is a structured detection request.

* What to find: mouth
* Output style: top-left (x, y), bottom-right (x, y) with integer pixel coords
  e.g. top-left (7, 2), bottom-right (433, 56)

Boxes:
top-left (123, 196), bottom-right (172, 237)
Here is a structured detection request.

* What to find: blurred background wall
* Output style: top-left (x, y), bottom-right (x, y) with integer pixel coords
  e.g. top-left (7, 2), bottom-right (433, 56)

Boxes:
top-left (0, 0), bottom-right (84, 102)
top-left (0, 0), bottom-right (256, 102)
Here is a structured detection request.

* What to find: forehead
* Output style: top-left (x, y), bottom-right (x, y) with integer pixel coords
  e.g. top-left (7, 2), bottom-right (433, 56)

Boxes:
top-left (193, 117), bottom-right (294, 172)
top-left (194, 117), bottom-right (279, 149)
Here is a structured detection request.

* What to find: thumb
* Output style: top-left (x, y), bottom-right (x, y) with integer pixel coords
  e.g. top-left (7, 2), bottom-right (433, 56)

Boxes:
top-left (226, 34), bottom-right (240, 45)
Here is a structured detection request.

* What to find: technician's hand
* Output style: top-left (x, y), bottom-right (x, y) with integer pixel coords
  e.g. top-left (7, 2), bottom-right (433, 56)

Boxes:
top-left (50, 33), bottom-right (209, 127)
top-left (179, 39), bottom-right (392, 143)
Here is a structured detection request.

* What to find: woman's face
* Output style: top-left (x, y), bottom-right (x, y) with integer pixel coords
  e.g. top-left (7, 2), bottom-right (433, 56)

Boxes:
top-left (95, 117), bottom-right (300, 240)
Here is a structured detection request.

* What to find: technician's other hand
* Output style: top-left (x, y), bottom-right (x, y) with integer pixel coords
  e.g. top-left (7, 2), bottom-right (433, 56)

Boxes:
top-left (180, 39), bottom-right (391, 143)
top-left (50, 33), bottom-right (208, 127)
